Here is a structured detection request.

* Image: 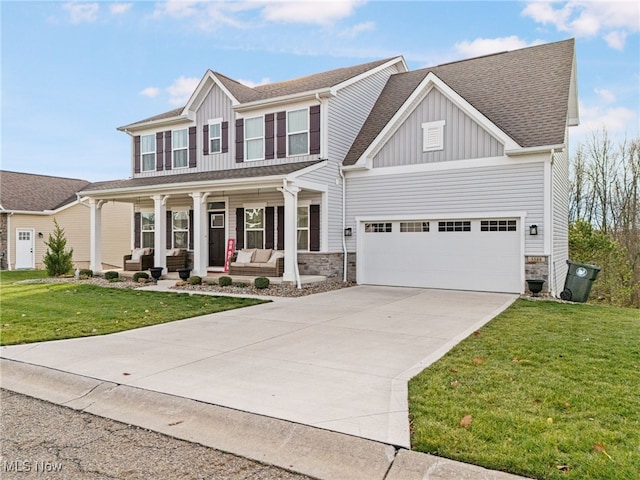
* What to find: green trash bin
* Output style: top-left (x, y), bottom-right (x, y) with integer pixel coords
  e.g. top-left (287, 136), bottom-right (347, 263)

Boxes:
top-left (560, 260), bottom-right (601, 303)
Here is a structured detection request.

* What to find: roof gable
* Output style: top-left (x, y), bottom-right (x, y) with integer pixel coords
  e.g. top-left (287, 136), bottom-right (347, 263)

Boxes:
top-left (0, 171), bottom-right (90, 212)
top-left (344, 39), bottom-right (577, 166)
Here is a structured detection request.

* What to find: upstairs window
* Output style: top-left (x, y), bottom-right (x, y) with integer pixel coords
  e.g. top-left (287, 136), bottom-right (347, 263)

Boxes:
top-left (422, 120), bottom-right (445, 152)
top-left (173, 128), bottom-right (188, 168)
top-left (141, 134), bottom-right (156, 172)
top-left (209, 121), bottom-right (221, 154)
top-left (288, 108), bottom-right (309, 156)
top-left (245, 116), bottom-right (264, 161)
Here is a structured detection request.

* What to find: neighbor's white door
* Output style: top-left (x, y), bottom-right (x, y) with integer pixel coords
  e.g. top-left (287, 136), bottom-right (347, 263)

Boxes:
top-left (15, 229), bottom-right (35, 269)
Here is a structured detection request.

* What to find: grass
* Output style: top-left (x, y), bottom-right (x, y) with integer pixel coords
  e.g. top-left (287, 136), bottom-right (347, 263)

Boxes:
top-left (408, 299), bottom-right (640, 480)
top-left (0, 270), bottom-right (268, 346)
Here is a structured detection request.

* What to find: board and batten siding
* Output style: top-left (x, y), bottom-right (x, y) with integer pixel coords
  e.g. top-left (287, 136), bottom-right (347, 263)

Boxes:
top-left (551, 148), bottom-right (570, 293)
top-left (195, 83), bottom-right (235, 172)
top-left (373, 88), bottom-right (504, 168)
top-left (345, 161), bottom-right (545, 253)
top-left (328, 64), bottom-right (402, 164)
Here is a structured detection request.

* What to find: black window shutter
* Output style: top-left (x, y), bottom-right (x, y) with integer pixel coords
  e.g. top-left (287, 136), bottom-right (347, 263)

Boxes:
top-left (222, 121), bottom-right (229, 153)
top-left (189, 210), bottom-right (194, 250)
top-left (134, 136), bottom-right (141, 174)
top-left (235, 208), bottom-right (245, 249)
top-left (277, 206), bottom-right (284, 250)
top-left (265, 114), bottom-right (275, 160)
top-left (134, 212), bottom-right (141, 248)
top-left (310, 204), bottom-right (320, 251)
top-left (235, 119), bottom-right (244, 163)
top-left (310, 105), bottom-right (320, 155)
top-left (276, 111), bottom-right (286, 158)
top-left (166, 211), bottom-right (173, 249)
top-left (203, 124), bottom-right (209, 155)
top-left (265, 207), bottom-right (274, 249)
top-left (156, 132), bottom-right (164, 171)
top-left (188, 126), bottom-right (197, 168)
top-left (164, 131), bottom-right (172, 170)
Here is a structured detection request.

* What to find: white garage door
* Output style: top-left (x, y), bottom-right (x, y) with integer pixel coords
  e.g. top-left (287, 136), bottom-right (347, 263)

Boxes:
top-left (360, 219), bottom-right (522, 293)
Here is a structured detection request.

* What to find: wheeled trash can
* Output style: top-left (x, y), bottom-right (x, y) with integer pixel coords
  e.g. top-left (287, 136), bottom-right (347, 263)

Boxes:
top-left (560, 260), bottom-right (600, 303)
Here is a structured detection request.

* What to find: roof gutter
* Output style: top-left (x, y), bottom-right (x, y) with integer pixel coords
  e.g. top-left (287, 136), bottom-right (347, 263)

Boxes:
top-left (117, 114), bottom-right (192, 133)
top-left (505, 144), bottom-right (565, 156)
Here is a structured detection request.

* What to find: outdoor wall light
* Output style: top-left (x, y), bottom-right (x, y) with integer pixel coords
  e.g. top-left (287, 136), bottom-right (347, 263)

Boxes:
top-left (344, 227), bottom-right (352, 237)
top-left (38, 232), bottom-right (44, 238)
top-left (529, 225), bottom-right (538, 236)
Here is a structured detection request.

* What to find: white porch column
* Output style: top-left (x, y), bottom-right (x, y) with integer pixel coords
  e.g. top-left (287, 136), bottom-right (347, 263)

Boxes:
top-left (278, 184), bottom-right (301, 286)
top-left (89, 198), bottom-right (103, 273)
top-left (190, 192), bottom-right (208, 276)
top-left (152, 195), bottom-right (167, 271)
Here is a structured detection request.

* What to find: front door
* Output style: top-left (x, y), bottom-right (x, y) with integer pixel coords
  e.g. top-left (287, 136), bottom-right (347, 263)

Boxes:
top-left (16, 229), bottom-right (35, 269)
top-left (208, 212), bottom-right (225, 267)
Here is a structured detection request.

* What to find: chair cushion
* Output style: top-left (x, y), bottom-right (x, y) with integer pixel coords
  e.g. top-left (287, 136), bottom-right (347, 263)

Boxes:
top-left (235, 250), bottom-right (254, 264)
top-left (267, 251), bottom-right (284, 264)
top-left (130, 248), bottom-right (147, 262)
top-left (253, 249), bottom-right (272, 263)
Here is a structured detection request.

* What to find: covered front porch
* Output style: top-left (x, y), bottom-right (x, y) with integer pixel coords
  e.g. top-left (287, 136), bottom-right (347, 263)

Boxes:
top-left (79, 161), bottom-right (329, 287)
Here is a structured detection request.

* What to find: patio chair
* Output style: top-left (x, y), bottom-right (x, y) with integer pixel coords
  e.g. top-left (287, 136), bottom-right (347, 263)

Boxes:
top-left (123, 248), bottom-right (154, 271)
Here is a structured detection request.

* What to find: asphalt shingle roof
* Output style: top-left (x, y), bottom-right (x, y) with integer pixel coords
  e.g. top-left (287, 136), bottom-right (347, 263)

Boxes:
top-left (343, 39), bottom-right (575, 166)
top-left (80, 161), bottom-right (323, 193)
top-left (0, 171), bottom-right (91, 212)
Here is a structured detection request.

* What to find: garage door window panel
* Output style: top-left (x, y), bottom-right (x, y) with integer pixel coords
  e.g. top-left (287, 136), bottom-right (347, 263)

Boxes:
top-left (400, 221), bottom-right (429, 232)
top-left (481, 220), bottom-right (517, 232)
top-left (365, 222), bottom-right (392, 233)
top-left (438, 221), bottom-right (471, 232)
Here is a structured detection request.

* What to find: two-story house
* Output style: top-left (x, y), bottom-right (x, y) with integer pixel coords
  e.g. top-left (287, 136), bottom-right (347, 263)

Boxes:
top-left (80, 39), bottom-right (578, 295)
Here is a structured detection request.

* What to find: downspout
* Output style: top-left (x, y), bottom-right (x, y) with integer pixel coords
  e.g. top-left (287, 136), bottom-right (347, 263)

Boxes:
top-left (549, 148), bottom-right (557, 297)
top-left (6, 211), bottom-right (13, 271)
top-left (339, 166), bottom-right (348, 283)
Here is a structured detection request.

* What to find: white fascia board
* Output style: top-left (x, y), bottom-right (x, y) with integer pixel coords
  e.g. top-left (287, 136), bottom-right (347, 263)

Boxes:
top-left (355, 211), bottom-right (528, 222)
top-left (505, 144), bottom-right (565, 156)
top-left (330, 56), bottom-right (408, 95)
top-left (185, 71), bottom-right (241, 113)
top-left (3, 200), bottom-right (82, 216)
top-left (285, 159), bottom-right (329, 180)
top-left (234, 90), bottom-right (334, 114)
top-left (567, 52), bottom-right (579, 127)
top-left (352, 72), bottom-right (521, 168)
top-left (344, 155), bottom-right (546, 179)
top-left (117, 115), bottom-right (191, 134)
top-left (78, 176), bottom-right (290, 199)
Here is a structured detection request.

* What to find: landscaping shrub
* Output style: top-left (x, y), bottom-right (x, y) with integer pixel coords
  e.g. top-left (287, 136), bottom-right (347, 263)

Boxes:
top-left (79, 269), bottom-right (93, 278)
top-left (133, 272), bottom-right (149, 282)
top-left (104, 271), bottom-right (119, 280)
top-left (43, 219), bottom-right (73, 277)
top-left (219, 276), bottom-right (232, 287)
top-left (254, 277), bottom-right (270, 289)
top-left (188, 275), bottom-right (202, 285)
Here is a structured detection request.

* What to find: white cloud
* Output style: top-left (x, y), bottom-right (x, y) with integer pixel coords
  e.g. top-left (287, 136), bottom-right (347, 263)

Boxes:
top-left (62, 2), bottom-right (99, 24)
top-left (237, 77), bottom-right (271, 88)
top-left (153, 0), bottom-right (200, 19)
top-left (603, 30), bottom-right (628, 50)
top-left (166, 76), bottom-right (200, 106)
top-left (522, 1), bottom-right (639, 50)
top-left (572, 100), bottom-right (636, 136)
top-left (140, 87), bottom-right (161, 98)
top-left (339, 20), bottom-right (375, 38)
top-left (594, 88), bottom-right (616, 103)
top-left (261, 0), bottom-right (364, 26)
top-left (110, 3), bottom-right (133, 15)
top-left (454, 36), bottom-right (544, 58)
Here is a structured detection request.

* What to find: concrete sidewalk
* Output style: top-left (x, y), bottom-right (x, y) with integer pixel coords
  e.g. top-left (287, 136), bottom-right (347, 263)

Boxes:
top-left (1, 285), bottom-right (528, 479)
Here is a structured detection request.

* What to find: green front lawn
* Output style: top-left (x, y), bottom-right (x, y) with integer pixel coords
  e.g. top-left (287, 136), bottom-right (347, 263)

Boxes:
top-left (0, 270), bottom-right (267, 345)
top-left (409, 299), bottom-right (640, 480)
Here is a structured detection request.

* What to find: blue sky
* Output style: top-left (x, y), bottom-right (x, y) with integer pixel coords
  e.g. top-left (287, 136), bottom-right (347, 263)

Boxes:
top-left (2, 1), bottom-right (638, 182)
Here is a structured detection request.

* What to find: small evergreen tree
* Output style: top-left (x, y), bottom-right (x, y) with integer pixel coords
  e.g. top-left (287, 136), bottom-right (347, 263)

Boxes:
top-left (43, 219), bottom-right (74, 276)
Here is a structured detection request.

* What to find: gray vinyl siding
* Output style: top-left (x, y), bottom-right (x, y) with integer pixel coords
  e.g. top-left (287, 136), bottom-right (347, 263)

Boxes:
top-left (373, 88), bottom-right (503, 168)
top-left (328, 64), bottom-right (401, 164)
top-left (551, 147), bottom-right (570, 294)
top-left (345, 161), bottom-right (545, 253)
top-left (196, 83), bottom-right (235, 172)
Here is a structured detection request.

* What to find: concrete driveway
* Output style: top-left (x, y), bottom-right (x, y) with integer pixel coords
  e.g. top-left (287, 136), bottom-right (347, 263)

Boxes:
top-left (1, 286), bottom-right (516, 448)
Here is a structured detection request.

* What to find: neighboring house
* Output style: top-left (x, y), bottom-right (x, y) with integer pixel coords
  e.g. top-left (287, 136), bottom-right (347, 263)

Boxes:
top-left (0, 171), bottom-right (131, 271)
top-left (79, 39), bottom-right (578, 295)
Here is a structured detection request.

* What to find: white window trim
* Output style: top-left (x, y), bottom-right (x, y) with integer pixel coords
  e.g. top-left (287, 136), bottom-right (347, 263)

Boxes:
top-left (141, 134), bottom-right (156, 172)
top-left (209, 118), bottom-right (222, 154)
top-left (244, 205), bottom-right (266, 249)
top-left (140, 211), bottom-right (155, 248)
top-left (245, 115), bottom-right (265, 161)
top-left (296, 204), bottom-right (310, 252)
top-left (422, 120), bottom-right (445, 152)
top-left (287, 107), bottom-right (309, 157)
top-left (172, 128), bottom-right (189, 169)
top-left (172, 210), bottom-right (190, 249)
